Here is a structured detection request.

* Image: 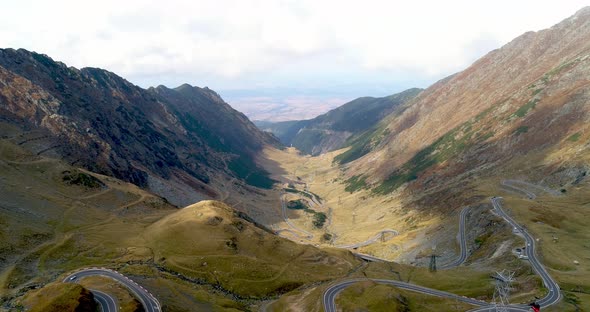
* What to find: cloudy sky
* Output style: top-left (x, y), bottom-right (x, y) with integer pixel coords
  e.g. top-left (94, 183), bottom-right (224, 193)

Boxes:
top-left (1, 1), bottom-right (588, 120)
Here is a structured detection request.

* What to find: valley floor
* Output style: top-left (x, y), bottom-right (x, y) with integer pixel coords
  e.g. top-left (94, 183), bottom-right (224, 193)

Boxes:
top-left (2, 136), bottom-right (590, 311)
top-left (259, 146), bottom-right (590, 311)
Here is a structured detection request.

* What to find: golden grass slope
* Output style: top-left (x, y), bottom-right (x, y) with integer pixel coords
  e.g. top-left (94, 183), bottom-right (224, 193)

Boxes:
top-left (21, 282), bottom-right (96, 312)
top-left (336, 280), bottom-right (472, 312)
top-left (0, 136), bottom-right (364, 310)
top-left (260, 146), bottom-right (442, 262)
top-left (145, 200), bottom-right (360, 297)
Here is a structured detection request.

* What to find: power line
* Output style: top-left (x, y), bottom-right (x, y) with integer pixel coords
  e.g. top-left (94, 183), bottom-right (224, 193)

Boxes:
top-left (492, 270), bottom-right (515, 312)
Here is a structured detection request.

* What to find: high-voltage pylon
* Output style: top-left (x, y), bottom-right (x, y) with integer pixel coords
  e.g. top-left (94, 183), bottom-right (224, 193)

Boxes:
top-left (429, 246), bottom-right (439, 272)
top-left (492, 270), bottom-right (515, 312)
top-left (429, 254), bottom-right (438, 272)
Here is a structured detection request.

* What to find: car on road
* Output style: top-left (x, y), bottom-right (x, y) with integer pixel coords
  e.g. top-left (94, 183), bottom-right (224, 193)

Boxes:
top-left (69, 275), bottom-right (77, 281)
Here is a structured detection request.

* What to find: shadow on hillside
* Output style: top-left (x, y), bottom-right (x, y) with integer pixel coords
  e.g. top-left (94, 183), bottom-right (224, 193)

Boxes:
top-left (220, 147), bottom-right (295, 230)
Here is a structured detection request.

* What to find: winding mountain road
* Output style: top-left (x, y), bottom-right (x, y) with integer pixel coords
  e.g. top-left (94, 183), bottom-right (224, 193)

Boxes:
top-left (323, 278), bottom-right (487, 312)
top-left (440, 207), bottom-right (470, 269)
top-left (501, 180), bottom-right (561, 199)
top-left (334, 229), bottom-right (399, 249)
top-left (323, 197), bottom-right (561, 311)
top-left (349, 208), bottom-right (466, 265)
top-left (490, 197), bottom-right (561, 307)
top-left (89, 289), bottom-right (118, 312)
top-left (64, 268), bottom-right (161, 312)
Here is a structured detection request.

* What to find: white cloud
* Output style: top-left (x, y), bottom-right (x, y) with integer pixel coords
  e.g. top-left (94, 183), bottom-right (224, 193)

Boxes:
top-left (0, 0), bottom-right (588, 89)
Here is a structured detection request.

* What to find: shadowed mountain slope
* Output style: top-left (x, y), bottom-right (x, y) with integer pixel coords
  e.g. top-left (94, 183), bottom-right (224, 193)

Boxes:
top-left (0, 48), bottom-right (278, 205)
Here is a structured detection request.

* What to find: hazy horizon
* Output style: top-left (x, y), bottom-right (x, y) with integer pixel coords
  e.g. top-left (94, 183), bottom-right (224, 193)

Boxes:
top-left (2, 1), bottom-right (588, 121)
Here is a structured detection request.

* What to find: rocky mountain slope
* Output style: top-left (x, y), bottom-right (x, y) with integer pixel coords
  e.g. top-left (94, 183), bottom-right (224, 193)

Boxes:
top-left (341, 7), bottom-right (590, 199)
top-left (257, 88), bottom-right (421, 155)
top-left (0, 49), bottom-right (278, 206)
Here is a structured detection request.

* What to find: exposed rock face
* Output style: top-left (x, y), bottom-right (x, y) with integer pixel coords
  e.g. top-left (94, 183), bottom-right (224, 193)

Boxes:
top-left (258, 88), bottom-right (422, 155)
top-left (0, 49), bottom-right (278, 206)
top-left (345, 7), bottom-right (590, 194)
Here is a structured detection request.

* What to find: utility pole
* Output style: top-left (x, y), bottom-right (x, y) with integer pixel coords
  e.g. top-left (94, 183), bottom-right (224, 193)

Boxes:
top-left (429, 246), bottom-right (438, 272)
top-left (429, 254), bottom-right (438, 272)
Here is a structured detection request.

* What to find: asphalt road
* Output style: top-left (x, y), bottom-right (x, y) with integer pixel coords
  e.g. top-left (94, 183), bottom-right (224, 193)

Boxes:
top-left (350, 208), bottom-right (465, 265)
top-left (353, 252), bottom-right (388, 262)
top-left (335, 229), bottom-right (399, 249)
top-left (502, 180), bottom-right (561, 199)
top-left (323, 278), bottom-right (488, 312)
top-left (64, 267), bottom-right (162, 312)
top-left (301, 190), bottom-right (322, 207)
top-left (323, 198), bottom-right (561, 311)
top-left (490, 197), bottom-right (561, 307)
top-left (274, 228), bottom-right (311, 238)
top-left (90, 289), bottom-right (118, 312)
top-left (440, 207), bottom-right (469, 269)
top-left (501, 180), bottom-right (538, 199)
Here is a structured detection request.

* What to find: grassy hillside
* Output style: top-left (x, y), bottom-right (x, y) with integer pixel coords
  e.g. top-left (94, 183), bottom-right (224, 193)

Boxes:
top-left (344, 8), bottom-right (590, 199)
top-left (261, 145), bottom-right (585, 309)
top-left (0, 138), bottom-right (361, 310)
top-left (21, 282), bottom-right (97, 312)
top-left (335, 281), bottom-right (473, 312)
top-left (333, 124), bottom-right (390, 165)
top-left (145, 201), bottom-right (359, 297)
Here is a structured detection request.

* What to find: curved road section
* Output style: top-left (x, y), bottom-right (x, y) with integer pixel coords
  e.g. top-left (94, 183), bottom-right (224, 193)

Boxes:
top-left (323, 198), bottom-right (561, 311)
top-left (440, 207), bottom-right (470, 269)
top-left (502, 180), bottom-right (561, 199)
top-left (89, 289), bottom-right (118, 312)
top-left (64, 267), bottom-right (161, 312)
top-left (335, 229), bottom-right (399, 249)
top-left (323, 278), bottom-right (487, 312)
top-left (349, 208), bottom-right (466, 265)
top-left (491, 197), bottom-right (561, 307)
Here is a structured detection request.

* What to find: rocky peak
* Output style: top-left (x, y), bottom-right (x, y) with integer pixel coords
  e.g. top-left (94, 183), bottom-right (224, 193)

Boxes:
top-left (0, 49), bottom-right (278, 205)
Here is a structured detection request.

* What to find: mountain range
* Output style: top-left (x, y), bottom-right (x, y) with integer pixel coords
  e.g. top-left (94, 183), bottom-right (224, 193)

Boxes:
top-left (256, 88), bottom-right (422, 155)
top-left (2, 6), bottom-right (590, 312)
top-left (339, 7), bottom-right (590, 199)
top-left (0, 48), bottom-right (277, 206)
